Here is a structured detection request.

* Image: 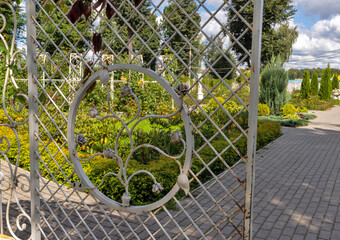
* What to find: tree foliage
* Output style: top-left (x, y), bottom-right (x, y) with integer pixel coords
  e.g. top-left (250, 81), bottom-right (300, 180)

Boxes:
top-left (226, 0), bottom-right (297, 66)
top-left (163, 0), bottom-right (201, 75)
top-left (107, 0), bottom-right (159, 68)
top-left (259, 56), bottom-right (289, 114)
top-left (0, 1), bottom-right (26, 85)
top-left (204, 36), bottom-right (236, 79)
top-left (300, 70), bottom-right (310, 99)
top-left (37, 2), bottom-right (91, 55)
top-left (288, 68), bottom-right (340, 80)
top-left (310, 71), bottom-right (319, 96)
top-left (319, 65), bottom-right (332, 100)
top-left (332, 72), bottom-right (339, 90)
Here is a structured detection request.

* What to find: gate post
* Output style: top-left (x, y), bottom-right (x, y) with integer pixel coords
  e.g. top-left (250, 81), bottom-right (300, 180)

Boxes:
top-left (245, 0), bottom-right (264, 239)
top-left (26, 0), bottom-right (41, 238)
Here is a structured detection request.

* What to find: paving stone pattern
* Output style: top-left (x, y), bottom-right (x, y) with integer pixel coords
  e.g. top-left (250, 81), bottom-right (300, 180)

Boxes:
top-left (253, 106), bottom-right (340, 240)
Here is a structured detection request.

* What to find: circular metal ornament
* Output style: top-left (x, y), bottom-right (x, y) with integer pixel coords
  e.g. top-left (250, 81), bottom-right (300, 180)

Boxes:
top-left (68, 64), bottom-right (193, 213)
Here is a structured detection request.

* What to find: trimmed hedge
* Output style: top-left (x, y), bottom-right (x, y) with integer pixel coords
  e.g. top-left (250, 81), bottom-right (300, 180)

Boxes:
top-left (1, 109), bottom-right (281, 206)
top-left (192, 121), bottom-right (281, 183)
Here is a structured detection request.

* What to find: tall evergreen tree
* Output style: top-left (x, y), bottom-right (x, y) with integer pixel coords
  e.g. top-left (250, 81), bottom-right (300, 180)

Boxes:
top-left (319, 66), bottom-right (332, 100)
top-left (310, 71), bottom-right (319, 96)
top-left (259, 56), bottom-right (289, 114)
top-left (226, 0), bottom-right (297, 66)
top-left (163, 0), bottom-right (201, 75)
top-left (106, 0), bottom-right (159, 67)
top-left (332, 72), bottom-right (339, 90)
top-left (300, 70), bottom-right (310, 99)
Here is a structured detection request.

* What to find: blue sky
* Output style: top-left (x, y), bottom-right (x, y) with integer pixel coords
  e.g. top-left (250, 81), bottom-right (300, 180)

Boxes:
top-left (285, 0), bottom-right (340, 69)
top-left (19, 0), bottom-right (340, 69)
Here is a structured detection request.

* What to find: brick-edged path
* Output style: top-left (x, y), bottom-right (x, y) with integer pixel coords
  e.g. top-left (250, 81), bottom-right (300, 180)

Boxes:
top-left (253, 106), bottom-right (340, 240)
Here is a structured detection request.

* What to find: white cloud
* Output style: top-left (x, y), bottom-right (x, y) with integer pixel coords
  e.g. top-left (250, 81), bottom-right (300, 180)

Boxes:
top-left (205, 0), bottom-right (225, 8)
top-left (311, 15), bottom-right (340, 40)
top-left (285, 15), bottom-right (340, 69)
top-left (294, 0), bottom-right (340, 19)
top-left (199, 10), bottom-right (227, 37)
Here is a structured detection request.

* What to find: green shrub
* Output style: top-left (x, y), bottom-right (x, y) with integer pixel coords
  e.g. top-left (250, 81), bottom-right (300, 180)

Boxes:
top-left (281, 104), bottom-right (297, 116)
top-left (259, 56), bottom-right (289, 114)
top-left (310, 71), bottom-right (319, 96)
top-left (0, 107), bottom-right (281, 206)
top-left (297, 106), bottom-right (308, 113)
top-left (192, 121), bottom-right (281, 183)
top-left (209, 97), bottom-right (225, 107)
top-left (282, 114), bottom-right (300, 119)
top-left (300, 70), bottom-right (310, 99)
top-left (332, 72), bottom-right (339, 90)
top-left (258, 103), bottom-right (270, 116)
top-left (319, 65), bottom-right (332, 100)
top-left (258, 115), bottom-right (309, 127)
top-left (290, 90), bottom-right (340, 111)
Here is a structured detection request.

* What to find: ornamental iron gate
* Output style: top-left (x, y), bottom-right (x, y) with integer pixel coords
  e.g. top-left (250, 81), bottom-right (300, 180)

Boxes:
top-left (0, 0), bottom-right (263, 239)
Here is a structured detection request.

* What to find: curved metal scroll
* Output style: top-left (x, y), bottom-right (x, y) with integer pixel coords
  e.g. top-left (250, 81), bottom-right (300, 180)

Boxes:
top-left (0, 1), bottom-right (31, 239)
top-left (68, 64), bottom-right (194, 213)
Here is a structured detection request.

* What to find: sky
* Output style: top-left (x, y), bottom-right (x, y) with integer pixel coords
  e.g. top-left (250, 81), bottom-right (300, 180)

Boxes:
top-left (285, 0), bottom-right (340, 69)
top-left (18, 0), bottom-right (340, 70)
top-left (154, 0), bottom-right (340, 70)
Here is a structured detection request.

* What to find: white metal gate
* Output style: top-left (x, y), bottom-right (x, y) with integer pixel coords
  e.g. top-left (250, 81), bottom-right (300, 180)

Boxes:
top-left (0, 0), bottom-right (263, 239)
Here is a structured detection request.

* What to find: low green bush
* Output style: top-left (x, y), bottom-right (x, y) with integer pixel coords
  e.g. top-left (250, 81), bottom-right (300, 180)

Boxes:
top-left (290, 90), bottom-right (340, 110)
top-left (192, 121), bottom-right (281, 184)
top-left (258, 115), bottom-right (309, 127)
top-left (0, 107), bottom-right (281, 206)
top-left (281, 104), bottom-right (297, 116)
top-left (297, 106), bottom-right (308, 113)
top-left (282, 114), bottom-right (300, 119)
top-left (258, 103), bottom-right (270, 116)
top-left (301, 113), bottom-right (317, 120)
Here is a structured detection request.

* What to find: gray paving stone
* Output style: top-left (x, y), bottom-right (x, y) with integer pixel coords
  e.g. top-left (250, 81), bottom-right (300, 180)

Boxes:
top-left (253, 106), bottom-right (340, 240)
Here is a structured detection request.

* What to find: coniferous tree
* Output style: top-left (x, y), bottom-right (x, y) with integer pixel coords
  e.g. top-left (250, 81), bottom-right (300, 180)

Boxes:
top-left (319, 66), bottom-right (332, 100)
top-left (310, 71), bottom-right (319, 96)
top-left (332, 72), bottom-right (339, 90)
top-left (107, 0), bottom-right (159, 68)
top-left (163, 0), bottom-right (201, 75)
top-left (300, 70), bottom-right (310, 99)
top-left (259, 56), bottom-right (289, 114)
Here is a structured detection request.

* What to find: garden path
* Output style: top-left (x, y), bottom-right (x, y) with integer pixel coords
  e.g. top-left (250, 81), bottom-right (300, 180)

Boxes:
top-left (253, 105), bottom-right (340, 239)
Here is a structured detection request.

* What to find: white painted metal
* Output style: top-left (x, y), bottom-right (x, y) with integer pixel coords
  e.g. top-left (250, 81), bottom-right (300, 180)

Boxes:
top-left (0, 0), bottom-right (264, 239)
top-left (68, 64), bottom-right (194, 213)
top-left (26, 0), bottom-right (41, 238)
top-left (245, 0), bottom-right (264, 239)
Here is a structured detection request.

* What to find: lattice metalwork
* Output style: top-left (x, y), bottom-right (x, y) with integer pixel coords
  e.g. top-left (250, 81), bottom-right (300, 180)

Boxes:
top-left (0, 0), bottom-right (263, 239)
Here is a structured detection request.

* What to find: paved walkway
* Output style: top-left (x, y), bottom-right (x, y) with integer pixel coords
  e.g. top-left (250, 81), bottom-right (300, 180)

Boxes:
top-left (253, 106), bottom-right (340, 239)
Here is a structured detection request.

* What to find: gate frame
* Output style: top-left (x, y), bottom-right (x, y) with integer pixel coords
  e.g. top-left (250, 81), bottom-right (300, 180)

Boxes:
top-left (2, 0), bottom-right (265, 238)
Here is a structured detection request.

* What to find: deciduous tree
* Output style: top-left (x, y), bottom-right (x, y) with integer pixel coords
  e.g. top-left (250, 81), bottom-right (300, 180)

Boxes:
top-left (226, 0), bottom-right (297, 66)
